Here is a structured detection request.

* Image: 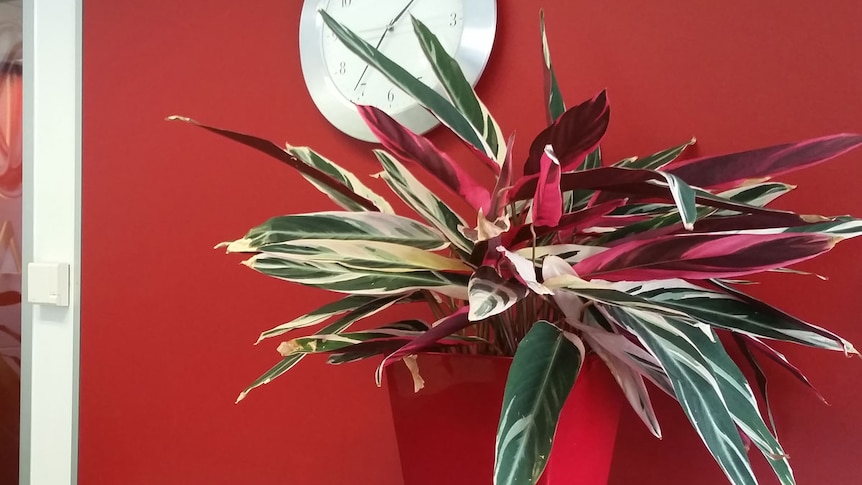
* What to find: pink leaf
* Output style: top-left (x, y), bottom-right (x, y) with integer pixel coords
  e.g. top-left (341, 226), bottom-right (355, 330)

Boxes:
top-left (488, 134), bottom-right (516, 218)
top-left (572, 232), bottom-right (836, 281)
top-left (375, 307), bottom-right (472, 385)
top-left (523, 90), bottom-right (610, 174)
top-left (531, 145), bottom-right (563, 227)
top-left (358, 105), bottom-right (491, 212)
top-left (504, 199), bottom-right (627, 247)
top-left (665, 133), bottom-right (862, 190)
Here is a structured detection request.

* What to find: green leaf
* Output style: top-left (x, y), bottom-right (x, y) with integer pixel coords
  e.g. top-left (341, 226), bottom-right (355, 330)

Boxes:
top-left (286, 145), bottom-right (394, 213)
top-left (411, 17), bottom-right (505, 164)
top-left (253, 239), bottom-right (471, 273)
top-left (220, 211), bottom-right (447, 252)
top-left (539, 10), bottom-right (565, 123)
top-left (256, 295), bottom-right (379, 343)
top-left (619, 279), bottom-right (855, 352)
top-left (615, 138), bottom-right (696, 171)
top-left (468, 266), bottom-right (528, 321)
top-left (659, 171), bottom-right (697, 230)
top-left (603, 306), bottom-right (762, 485)
top-left (495, 322), bottom-right (584, 485)
top-left (245, 255), bottom-right (469, 299)
top-left (236, 354), bottom-right (304, 403)
top-left (374, 150), bottom-right (474, 256)
top-left (319, 10), bottom-right (489, 159)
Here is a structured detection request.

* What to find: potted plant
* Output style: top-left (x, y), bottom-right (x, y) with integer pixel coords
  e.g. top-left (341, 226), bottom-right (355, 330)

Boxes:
top-left (171, 10), bottom-right (861, 485)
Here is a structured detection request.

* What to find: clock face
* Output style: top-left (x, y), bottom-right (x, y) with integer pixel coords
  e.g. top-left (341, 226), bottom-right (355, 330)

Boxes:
top-left (299, 0), bottom-right (497, 141)
top-left (321, 0), bottom-right (465, 114)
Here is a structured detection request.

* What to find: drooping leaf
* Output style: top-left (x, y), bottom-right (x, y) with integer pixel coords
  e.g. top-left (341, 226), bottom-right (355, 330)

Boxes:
top-left (524, 91), bottom-right (610, 174)
top-left (220, 211), bottom-right (447, 252)
top-left (741, 335), bottom-right (828, 404)
top-left (614, 138), bottom-right (697, 171)
top-left (286, 145), bottom-right (394, 213)
top-left (531, 145), bottom-right (563, 228)
top-left (167, 116), bottom-right (380, 211)
top-left (539, 10), bottom-right (565, 124)
top-left (411, 16), bottom-right (506, 165)
top-left (376, 307), bottom-right (474, 384)
top-left (359, 105), bottom-right (491, 212)
top-left (236, 354), bottom-right (305, 403)
top-left (244, 255), bottom-right (469, 299)
top-left (602, 306), bottom-right (760, 485)
top-left (665, 133), bottom-right (862, 190)
top-left (319, 10), bottom-right (490, 159)
top-left (374, 150), bottom-right (474, 255)
top-left (615, 279), bottom-right (855, 352)
top-left (572, 232), bottom-right (836, 281)
top-left (468, 266), bottom-right (529, 321)
top-left (494, 322), bottom-right (584, 485)
top-left (256, 295), bottom-right (379, 343)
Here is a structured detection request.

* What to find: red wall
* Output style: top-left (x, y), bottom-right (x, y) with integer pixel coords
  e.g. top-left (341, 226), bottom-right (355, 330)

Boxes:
top-left (81, 1), bottom-right (862, 484)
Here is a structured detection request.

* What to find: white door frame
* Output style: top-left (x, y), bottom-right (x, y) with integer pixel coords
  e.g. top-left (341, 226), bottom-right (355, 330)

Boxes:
top-left (20, 1), bottom-right (83, 484)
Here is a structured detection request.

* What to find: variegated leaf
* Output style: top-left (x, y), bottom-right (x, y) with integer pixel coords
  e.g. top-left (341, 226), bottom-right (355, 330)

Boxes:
top-left (531, 145), bottom-right (563, 228)
top-left (319, 10), bottom-right (492, 161)
top-left (494, 322), bottom-right (584, 485)
top-left (602, 306), bottom-right (761, 485)
top-left (615, 279), bottom-right (855, 353)
top-left (717, 182), bottom-right (795, 208)
top-left (244, 255), bottom-right (469, 299)
top-left (614, 138), bottom-right (696, 171)
top-left (374, 150), bottom-right (474, 255)
top-left (498, 246), bottom-right (552, 295)
top-left (167, 116), bottom-right (380, 211)
top-left (468, 266), bottom-right (529, 321)
top-left (220, 211), bottom-right (447, 252)
top-left (257, 294), bottom-right (411, 344)
top-left (236, 354), bottom-right (304, 403)
top-left (539, 10), bottom-right (565, 123)
top-left (252, 239), bottom-right (471, 273)
top-left (411, 17), bottom-right (506, 165)
top-left (514, 244), bottom-right (607, 265)
top-left (286, 145), bottom-right (394, 213)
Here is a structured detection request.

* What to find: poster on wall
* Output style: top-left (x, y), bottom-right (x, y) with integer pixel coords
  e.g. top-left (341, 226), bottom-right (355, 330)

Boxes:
top-left (0, 1), bottom-right (22, 483)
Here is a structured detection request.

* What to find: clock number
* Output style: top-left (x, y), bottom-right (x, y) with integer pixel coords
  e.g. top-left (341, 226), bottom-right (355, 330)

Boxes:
top-left (341, 0), bottom-right (352, 6)
top-left (357, 82), bottom-right (367, 98)
top-left (449, 12), bottom-right (458, 27)
top-left (337, 61), bottom-right (347, 75)
top-left (387, 88), bottom-right (395, 106)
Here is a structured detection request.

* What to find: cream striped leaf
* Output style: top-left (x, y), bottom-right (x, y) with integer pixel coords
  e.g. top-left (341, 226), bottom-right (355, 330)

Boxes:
top-left (614, 138), bottom-right (696, 171)
top-left (256, 295), bottom-right (378, 343)
top-left (495, 322), bottom-right (584, 485)
top-left (244, 255), bottom-right (469, 299)
top-left (286, 145), bottom-right (394, 213)
top-left (251, 239), bottom-right (471, 273)
top-left (374, 150), bottom-right (474, 256)
top-left (235, 354), bottom-right (304, 404)
top-left (603, 306), bottom-right (770, 485)
top-left (220, 211), bottom-right (447, 253)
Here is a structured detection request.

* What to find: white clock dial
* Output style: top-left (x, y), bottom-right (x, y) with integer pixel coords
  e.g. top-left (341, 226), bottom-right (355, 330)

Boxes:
top-left (299, 0), bottom-right (497, 141)
top-left (321, 0), bottom-right (464, 114)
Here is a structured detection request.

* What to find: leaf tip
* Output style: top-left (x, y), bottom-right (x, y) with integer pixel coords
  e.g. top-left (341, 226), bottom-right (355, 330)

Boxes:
top-left (235, 391), bottom-right (248, 404)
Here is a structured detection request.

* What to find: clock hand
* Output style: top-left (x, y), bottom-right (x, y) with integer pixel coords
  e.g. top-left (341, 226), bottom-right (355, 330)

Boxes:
top-left (351, 0), bottom-right (418, 93)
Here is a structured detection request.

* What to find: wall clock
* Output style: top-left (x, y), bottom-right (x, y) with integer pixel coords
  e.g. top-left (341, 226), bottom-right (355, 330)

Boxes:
top-left (299, 0), bottom-right (497, 142)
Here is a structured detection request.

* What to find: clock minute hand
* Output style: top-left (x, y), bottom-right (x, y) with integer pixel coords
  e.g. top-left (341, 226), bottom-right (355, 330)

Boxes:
top-left (351, 0), bottom-right (417, 93)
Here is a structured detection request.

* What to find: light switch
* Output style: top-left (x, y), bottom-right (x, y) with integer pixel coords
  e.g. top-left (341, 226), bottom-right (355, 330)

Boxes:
top-left (27, 262), bottom-right (70, 306)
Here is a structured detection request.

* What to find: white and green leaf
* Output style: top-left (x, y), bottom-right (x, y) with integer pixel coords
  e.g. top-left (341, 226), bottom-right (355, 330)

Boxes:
top-left (319, 10), bottom-right (491, 160)
top-left (495, 322), bottom-right (585, 485)
top-left (411, 17), bottom-right (506, 165)
top-left (374, 150), bottom-right (474, 255)
top-left (220, 211), bottom-right (447, 252)
top-left (614, 138), bottom-right (696, 171)
top-left (244, 255), bottom-right (469, 299)
top-left (235, 354), bottom-right (304, 404)
top-left (539, 10), bottom-right (565, 123)
top-left (468, 266), bottom-right (529, 321)
top-left (252, 239), bottom-right (471, 273)
top-left (286, 145), bottom-right (394, 213)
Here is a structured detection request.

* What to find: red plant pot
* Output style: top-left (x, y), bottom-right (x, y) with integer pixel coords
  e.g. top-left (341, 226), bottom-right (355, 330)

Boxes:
top-left (386, 353), bottom-right (622, 485)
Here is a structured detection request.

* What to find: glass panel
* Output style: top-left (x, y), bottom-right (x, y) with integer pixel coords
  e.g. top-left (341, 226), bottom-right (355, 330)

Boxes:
top-left (0, 1), bottom-right (22, 484)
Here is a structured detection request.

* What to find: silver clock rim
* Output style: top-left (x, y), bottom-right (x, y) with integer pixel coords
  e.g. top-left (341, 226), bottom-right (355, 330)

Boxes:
top-left (298, 0), bottom-right (497, 142)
